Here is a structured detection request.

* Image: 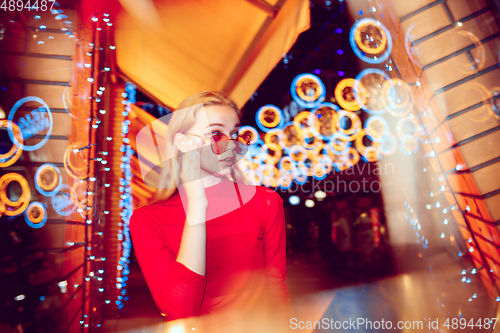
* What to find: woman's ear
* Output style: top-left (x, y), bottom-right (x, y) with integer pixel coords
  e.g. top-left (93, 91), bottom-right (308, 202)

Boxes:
top-left (174, 133), bottom-right (192, 153)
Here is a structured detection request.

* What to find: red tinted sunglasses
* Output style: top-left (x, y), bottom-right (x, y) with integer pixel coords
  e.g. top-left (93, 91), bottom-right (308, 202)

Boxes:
top-left (186, 131), bottom-right (252, 155)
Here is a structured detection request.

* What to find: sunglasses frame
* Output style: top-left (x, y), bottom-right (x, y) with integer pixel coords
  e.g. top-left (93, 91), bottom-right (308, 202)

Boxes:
top-left (185, 132), bottom-right (252, 155)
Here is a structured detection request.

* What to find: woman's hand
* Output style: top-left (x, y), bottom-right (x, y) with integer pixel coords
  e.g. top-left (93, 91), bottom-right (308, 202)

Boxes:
top-left (179, 137), bottom-right (208, 207)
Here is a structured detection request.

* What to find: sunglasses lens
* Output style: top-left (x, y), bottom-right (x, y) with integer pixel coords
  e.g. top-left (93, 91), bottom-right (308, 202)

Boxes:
top-left (236, 135), bottom-right (251, 155)
top-left (211, 133), bottom-right (252, 155)
top-left (211, 133), bottom-right (229, 155)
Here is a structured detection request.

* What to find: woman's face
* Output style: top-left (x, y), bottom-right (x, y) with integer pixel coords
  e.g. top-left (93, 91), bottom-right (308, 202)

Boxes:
top-left (185, 104), bottom-right (241, 179)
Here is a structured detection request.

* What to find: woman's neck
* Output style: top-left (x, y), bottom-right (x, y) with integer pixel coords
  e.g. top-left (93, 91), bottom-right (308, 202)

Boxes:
top-left (201, 175), bottom-right (224, 188)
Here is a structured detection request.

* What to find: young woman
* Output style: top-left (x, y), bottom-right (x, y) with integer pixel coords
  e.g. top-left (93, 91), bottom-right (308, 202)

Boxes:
top-left (129, 91), bottom-right (292, 333)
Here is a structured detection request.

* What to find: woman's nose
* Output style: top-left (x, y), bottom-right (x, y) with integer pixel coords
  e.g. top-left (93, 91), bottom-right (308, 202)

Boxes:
top-left (226, 140), bottom-right (236, 153)
top-left (226, 138), bottom-right (237, 151)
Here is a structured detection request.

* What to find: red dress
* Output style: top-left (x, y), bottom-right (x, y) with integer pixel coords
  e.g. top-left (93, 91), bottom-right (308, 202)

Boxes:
top-left (129, 178), bottom-right (292, 332)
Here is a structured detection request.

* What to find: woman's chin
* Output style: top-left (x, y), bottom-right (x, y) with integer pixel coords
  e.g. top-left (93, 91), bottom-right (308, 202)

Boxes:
top-left (202, 166), bottom-right (232, 177)
top-left (214, 167), bottom-right (232, 176)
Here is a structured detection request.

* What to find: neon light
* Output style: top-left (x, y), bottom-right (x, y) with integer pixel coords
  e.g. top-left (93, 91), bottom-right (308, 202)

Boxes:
top-left (400, 135), bottom-right (418, 155)
top-left (35, 163), bottom-right (62, 196)
top-left (238, 125), bottom-right (259, 144)
top-left (0, 173), bottom-right (31, 216)
top-left (354, 129), bottom-right (381, 163)
top-left (349, 18), bottom-right (392, 64)
top-left (353, 68), bottom-right (390, 115)
top-left (334, 78), bottom-right (366, 111)
top-left (335, 110), bottom-right (362, 140)
top-left (51, 184), bottom-right (77, 216)
top-left (278, 121), bottom-right (300, 155)
top-left (364, 116), bottom-right (390, 142)
top-left (381, 79), bottom-right (413, 117)
top-left (0, 120), bottom-right (23, 167)
top-left (264, 128), bottom-right (284, 151)
top-left (24, 202), bottom-right (48, 229)
top-left (255, 105), bottom-right (284, 132)
top-left (7, 96), bottom-right (53, 151)
top-left (290, 73), bottom-right (326, 109)
top-left (307, 102), bottom-right (339, 141)
top-left (326, 136), bottom-right (351, 156)
top-left (396, 117), bottom-right (418, 139)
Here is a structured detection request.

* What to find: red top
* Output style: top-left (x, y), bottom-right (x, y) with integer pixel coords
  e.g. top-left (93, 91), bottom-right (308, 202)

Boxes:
top-left (130, 178), bottom-right (292, 332)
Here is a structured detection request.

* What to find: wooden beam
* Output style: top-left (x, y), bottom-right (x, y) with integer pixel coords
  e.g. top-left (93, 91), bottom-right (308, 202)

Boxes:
top-left (244, 0), bottom-right (279, 18)
top-left (223, 0), bottom-right (287, 97)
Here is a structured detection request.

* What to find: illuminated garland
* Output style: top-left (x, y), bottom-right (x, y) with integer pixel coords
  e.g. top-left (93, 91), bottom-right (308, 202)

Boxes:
top-left (114, 82), bottom-right (135, 310)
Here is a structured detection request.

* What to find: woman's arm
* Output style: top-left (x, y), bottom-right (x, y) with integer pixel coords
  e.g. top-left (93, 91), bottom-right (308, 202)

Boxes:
top-left (130, 207), bottom-right (207, 321)
top-left (176, 136), bottom-right (208, 276)
top-left (177, 199), bottom-right (208, 276)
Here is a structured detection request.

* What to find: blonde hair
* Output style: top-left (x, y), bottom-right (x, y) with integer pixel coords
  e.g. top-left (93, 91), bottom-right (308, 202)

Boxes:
top-left (152, 91), bottom-right (251, 204)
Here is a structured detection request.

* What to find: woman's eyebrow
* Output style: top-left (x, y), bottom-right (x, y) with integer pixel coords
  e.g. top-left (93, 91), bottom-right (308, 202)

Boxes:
top-left (206, 122), bottom-right (241, 129)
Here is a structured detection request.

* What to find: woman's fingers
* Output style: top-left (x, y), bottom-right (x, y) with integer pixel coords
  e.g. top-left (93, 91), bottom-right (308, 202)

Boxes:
top-left (180, 137), bottom-right (203, 183)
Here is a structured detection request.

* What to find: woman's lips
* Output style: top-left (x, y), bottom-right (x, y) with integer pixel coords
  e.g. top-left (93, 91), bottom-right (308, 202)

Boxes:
top-left (220, 158), bottom-right (235, 164)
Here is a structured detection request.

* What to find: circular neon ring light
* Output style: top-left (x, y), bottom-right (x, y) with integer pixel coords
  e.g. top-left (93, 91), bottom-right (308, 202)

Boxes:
top-left (335, 110), bottom-right (362, 140)
top-left (455, 31), bottom-right (485, 74)
top-left (51, 184), bottom-right (77, 216)
top-left (324, 144), bottom-right (339, 163)
top-left (261, 143), bottom-right (283, 165)
top-left (35, 163), bottom-right (63, 196)
top-left (355, 129), bottom-right (381, 163)
top-left (381, 78), bottom-right (413, 117)
top-left (293, 111), bottom-right (313, 138)
top-left (264, 128), bottom-right (284, 151)
top-left (326, 135), bottom-right (351, 155)
top-left (278, 172), bottom-right (294, 190)
top-left (290, 73), bottom-right (326, 108)
top-left (316, 153), bottom-right (333, 174)
top-left (264, 176), bottom-right (279, 188)
top-left (396, 117), bottom-right (418, 139)
top-left (70, 180), bottom-right (92, 218)
top-left (7, 96), bottom-right (53, 151)
top-left (400, 135), bottom-right (418, 155)
top-left (288, 145), bottom-right (308, 163)
top-left (379, 133), bottom-right (398, 156)
top-left (0, 173), bottom-right (31, 216)
top-left (350, 18), bottom-right (392, 64)
top-left (464, 83), bottom-right (495, 123)
top-left (307, 102), bottom-right (339, 141)
top-left (257, 163), bottom-right (276, 178)
top-left (278, 121), bottom-right (301, 155)
top-left (301, 127), bottom-right (322, 150)
top-left (303, 151), bottom-right (320, 177)
top-left (24, 201), bottom-right (48, 229)
top-left (353, 68), bottom-right (391, 115)
top-left (247, 139), bottom-right (266, 164)
top-left (256, 105), bottom-right (284, 133)
top-left (0, 120), bottom-right (23, 167)
top-left (354, 19), bottom-right (388, 54)
top-left (240, 158), bottom-right (259, 174)
top-left (334, 147), bottom-right (360, 171)
top-left (64, 143), bottom-right (89, 180)
top-left (312, 161), bottom-right (328, 180)
top-left (335, 78), bottom-right (367, 111)
top-left (278, 156), bottom-right (296, 173)
top-left (364, 116), bottom-right (390, 143)
top-left (292, 163), bottom-right (309, 184)
top-left (71, 181), bottom-right (89, 211)
top-left (238, 125), bottom-right (259, 144)
top-left (0, 200), bottom-right (5, 217)
top-left (252, 173), bottom-right (263, 186)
